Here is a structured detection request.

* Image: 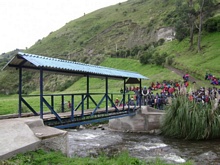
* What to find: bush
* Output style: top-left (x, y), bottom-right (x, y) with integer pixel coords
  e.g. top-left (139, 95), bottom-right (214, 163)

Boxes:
top-left (161, 96), bottom-right (220, 140)
top-left (204, 16), bottom-right (220, 32)
top-left (157, 38), bottom-right (165, 46)
top-left (175, 20), bottom-right (188, 41)
top-left (154, 52), bottom-right (168, 66)
top-left (166, 55), bottom-right (174, 65)
top-left (139, 51), bottom-right (153, 64)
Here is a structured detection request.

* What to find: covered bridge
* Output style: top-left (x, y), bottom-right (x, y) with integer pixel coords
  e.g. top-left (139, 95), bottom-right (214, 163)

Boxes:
top-left (2, 52), bottom-right (149, 128)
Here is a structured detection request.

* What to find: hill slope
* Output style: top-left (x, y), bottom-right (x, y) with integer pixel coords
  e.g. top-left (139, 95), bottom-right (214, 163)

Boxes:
top-left (27, 0), bottom-right (175, 58)
top-left (0, 0), bottom-right (220, 94)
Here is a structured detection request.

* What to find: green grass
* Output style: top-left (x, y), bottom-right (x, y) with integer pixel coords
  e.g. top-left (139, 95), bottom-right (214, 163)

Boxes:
top-left (1, 149), bottom-right (193, 165)
top-left (158, 32), bottom-right (220, 81)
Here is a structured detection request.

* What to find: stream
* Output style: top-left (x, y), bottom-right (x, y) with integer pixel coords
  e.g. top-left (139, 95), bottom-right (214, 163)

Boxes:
top-left (67, 125), bottom-right (220, 164)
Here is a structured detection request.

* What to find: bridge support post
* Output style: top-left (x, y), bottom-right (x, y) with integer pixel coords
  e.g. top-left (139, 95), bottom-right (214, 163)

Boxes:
top-left (87, 75), bottom-right (89, 109)
top-left (18, 67), bottom-right (22, 117)
top-left (105, 77), bottom-right (108, 113)
top-left (123, 78), bottom-right (126, 110)
top-left (139, 79), bottom-right (142, 107)
top-left (40, 68), bottom-right (43, 119)
top-left (51, 95), bottom-right (54, 114)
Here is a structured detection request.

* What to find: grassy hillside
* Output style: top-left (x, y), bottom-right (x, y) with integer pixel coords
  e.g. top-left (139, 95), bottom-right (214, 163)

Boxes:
top-left (0, 0), bottom-right (220, 95)
top-left (158, 32), bottom-right (220, 80)
top-left (27, 0), bottom-right (175, 57)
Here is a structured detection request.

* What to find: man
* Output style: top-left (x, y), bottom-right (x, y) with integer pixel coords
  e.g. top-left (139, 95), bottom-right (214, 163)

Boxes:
top-left (134, 88), bottom-right (140, 106)
top-left (128, 97), bottom-right (135, 106)
top-left (142, 86), bottom-right (148, 105)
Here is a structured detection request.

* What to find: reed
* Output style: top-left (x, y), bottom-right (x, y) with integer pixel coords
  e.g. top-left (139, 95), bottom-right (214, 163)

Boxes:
top-left (161, 96), bottom-right (220, 140)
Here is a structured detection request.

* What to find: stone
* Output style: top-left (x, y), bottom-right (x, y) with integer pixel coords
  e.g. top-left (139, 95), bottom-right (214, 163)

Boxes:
top-left (79, 125), bottom-right (86, 130)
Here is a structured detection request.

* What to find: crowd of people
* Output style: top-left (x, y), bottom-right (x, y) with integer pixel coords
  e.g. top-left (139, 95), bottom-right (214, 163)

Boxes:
top-left (115, 73), bottom-right (220, 110)
top-left (205, 73), bottom-right (220, 85)
top-left (188, 86), bottom-right (220, 104)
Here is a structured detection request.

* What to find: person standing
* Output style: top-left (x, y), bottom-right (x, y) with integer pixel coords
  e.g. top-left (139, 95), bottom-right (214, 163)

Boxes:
top-left (142, 86), bottom-right (148, 105)
top-left (134, 88), bottom-right (140, 106)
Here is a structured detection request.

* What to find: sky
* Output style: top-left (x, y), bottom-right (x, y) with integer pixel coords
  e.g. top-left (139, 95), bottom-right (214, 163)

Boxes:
top-left (0, 0), bottom-right (127, 54)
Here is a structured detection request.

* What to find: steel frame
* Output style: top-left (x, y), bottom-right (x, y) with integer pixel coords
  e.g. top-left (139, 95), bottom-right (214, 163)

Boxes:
top-left (17, 63), bottom-right (142, 128)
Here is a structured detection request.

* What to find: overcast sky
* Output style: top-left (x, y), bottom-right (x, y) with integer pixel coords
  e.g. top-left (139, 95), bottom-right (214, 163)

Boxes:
top-left (0, 0), bottom-right (127, 54)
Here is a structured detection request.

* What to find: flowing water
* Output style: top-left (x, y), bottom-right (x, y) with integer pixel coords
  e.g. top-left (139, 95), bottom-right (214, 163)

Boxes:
top-left (67, 126), bottom-right (220, 164)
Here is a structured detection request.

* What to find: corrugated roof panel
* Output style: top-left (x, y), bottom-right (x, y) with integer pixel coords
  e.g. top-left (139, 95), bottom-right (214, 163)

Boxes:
top-left (4, 52), bottom-right (149, 80)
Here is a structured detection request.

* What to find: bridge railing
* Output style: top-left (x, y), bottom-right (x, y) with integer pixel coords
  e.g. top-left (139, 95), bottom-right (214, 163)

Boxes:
top-left (20, 92), bottom-right (138, 120)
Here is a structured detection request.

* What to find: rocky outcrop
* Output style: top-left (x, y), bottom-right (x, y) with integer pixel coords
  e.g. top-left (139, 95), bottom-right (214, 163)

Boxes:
top-left (156, 27), bottom-right (176, 41)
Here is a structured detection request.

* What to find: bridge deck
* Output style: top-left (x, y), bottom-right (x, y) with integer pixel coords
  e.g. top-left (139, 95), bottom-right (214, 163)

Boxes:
top-left (0, 106), bottom-right (138, 129)
top-left (43, 106), bottom-right (129, 120)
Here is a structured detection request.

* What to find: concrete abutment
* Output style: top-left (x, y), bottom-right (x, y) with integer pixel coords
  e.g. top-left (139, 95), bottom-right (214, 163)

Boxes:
top-left (0, 118), bottom-right (68, 160)
top-left (108, 106), bottom-right (164, 133)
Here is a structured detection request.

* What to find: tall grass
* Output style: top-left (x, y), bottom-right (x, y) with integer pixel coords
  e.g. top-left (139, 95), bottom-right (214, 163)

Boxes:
top-left (161, 96), bottom-right (220, 140)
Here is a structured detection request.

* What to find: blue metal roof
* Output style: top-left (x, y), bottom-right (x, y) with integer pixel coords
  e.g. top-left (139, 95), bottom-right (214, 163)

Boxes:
top-left (3, 52), bottom-right (149, 80)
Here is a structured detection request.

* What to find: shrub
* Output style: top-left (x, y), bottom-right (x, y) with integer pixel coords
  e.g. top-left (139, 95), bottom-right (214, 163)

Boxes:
top-left (161, 96), bottom-right (220, 140)
top-left (166, 55), bottom-right (174, 65)
top-left (153, 52), bottom-right (168, 66)
top-left (157, 38), bottom-right (165, 46)
top-left (139, 51), bottom-right (153, 64)
top-left (175, 20), bottom-right (188, 41)
top-left (204, 16), bottom-right (220, 32)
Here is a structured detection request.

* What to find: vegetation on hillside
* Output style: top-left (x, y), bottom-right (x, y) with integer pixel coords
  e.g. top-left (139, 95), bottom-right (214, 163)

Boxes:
top-left (0, 0), bottom-right (220, 94)
top-left (158, 32), bottom-right (220, 81)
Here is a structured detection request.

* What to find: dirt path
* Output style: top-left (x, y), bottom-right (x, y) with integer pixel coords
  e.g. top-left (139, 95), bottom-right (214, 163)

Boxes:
top-left (165, 65), bottom-right (203, 84)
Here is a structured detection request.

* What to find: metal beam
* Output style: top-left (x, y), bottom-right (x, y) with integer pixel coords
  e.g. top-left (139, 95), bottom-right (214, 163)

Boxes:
top-left (55, 112), bottom-right (136, 129)
top-left (21, 98), bottom-right (38, 116)
top-left (139, 79), bottom-right (142, 107)
top-left (42, 97), bottom-right (62, 123)
top-left (40, 68), bottom-right (43, 119)
top-left (61, 95), bottom-right (64, 112)
top-left (18, 67), bottom-right (22, 117)
top-left (123, 78), bottom-right (126, 110)
top-left (87, 75), bottom-right (89, 109)
top-left (105, 77), bottom-right (108, 113)
top-left (91, 94), bottom-right (106, 116)
top-left (71, 95), bottom-right (74, 120)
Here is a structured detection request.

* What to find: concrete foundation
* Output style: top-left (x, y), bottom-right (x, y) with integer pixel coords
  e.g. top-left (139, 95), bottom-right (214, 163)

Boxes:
top-left (108, 106), bottom-right (164, 133)
top-left (0, 117), bottom-right (68, 160)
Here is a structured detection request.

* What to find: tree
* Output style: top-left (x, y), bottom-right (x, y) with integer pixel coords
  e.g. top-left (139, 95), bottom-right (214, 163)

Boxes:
top-left (174, 0), bottom-right (216, 51)
top-left (188, 0), bottom-right (196, 50)
top-left (196, 0), bottom-right (216, 52)
top-left (174, 1), bottom-right (193, 42)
